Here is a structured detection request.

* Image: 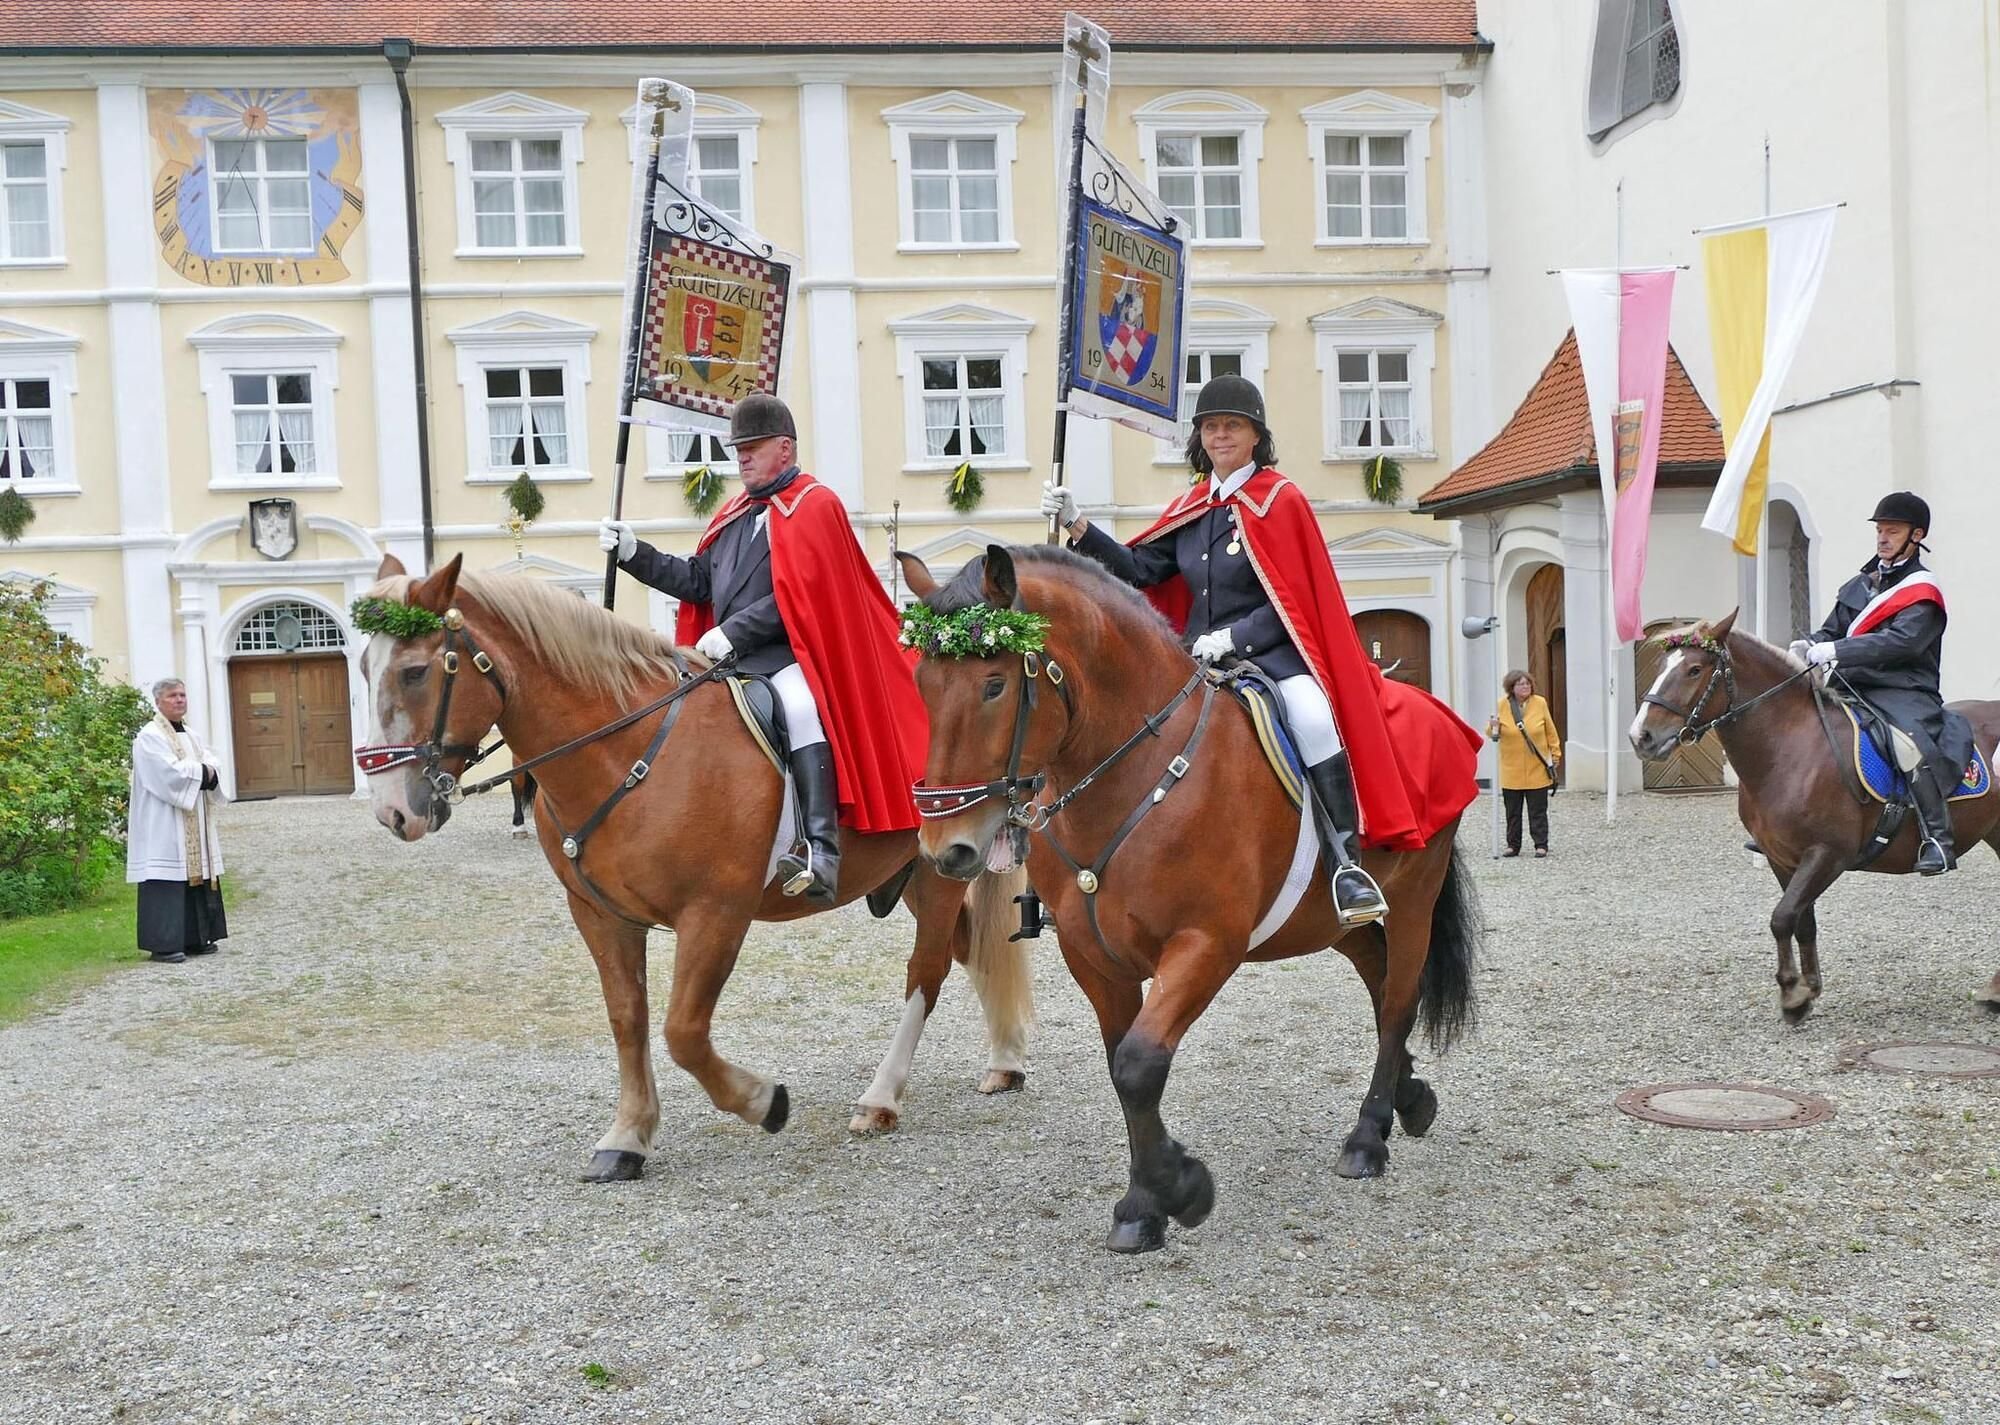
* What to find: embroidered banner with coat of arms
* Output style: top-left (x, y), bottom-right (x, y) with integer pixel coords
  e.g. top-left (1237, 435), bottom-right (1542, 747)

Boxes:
top-left (1066, 197), bottom-right (1187, 442)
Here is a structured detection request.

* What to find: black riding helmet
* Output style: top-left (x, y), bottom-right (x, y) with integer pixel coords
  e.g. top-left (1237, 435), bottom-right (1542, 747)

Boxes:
top-left (1190, 374), bottom-right (1267, 430)
top-left (725, 393), bottom-right (797, 447)
top-left (1869, 490), bottom-right (1930, 533)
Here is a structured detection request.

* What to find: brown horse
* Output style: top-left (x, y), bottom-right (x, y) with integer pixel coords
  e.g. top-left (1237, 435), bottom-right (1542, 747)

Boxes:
top-left (1629, 610), bottom-right (2000, 1021)
top-left (356, 553), bottom-right (1033, 1179)
top-left (900, 545), bottom-right (1479, 1253)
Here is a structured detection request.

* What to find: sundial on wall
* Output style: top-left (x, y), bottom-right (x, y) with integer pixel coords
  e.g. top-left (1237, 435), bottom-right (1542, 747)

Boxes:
top-left (149, 87), bottom-right (365, 287)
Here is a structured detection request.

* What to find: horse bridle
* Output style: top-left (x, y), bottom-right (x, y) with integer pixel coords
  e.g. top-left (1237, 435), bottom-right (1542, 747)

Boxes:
top-left (1641, 637), bottom-right (1814, 745)
top-left (353, 608), bottom-right (507, 807)
top-left (913, 651), bottom-right (1072, 831)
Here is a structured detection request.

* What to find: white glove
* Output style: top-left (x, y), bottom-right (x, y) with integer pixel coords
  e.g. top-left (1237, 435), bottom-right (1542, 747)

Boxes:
top-left (598, 518), bottom-right (637, 562)
top-left (695, 627), bottom-right (733, 662)
top-left (1805, 642), bottom-right (1838, 667)
top-left (1190, 629), bottom-right (1234, 664)
top-left (1040, 480), bottom-right (1080, 528)
top-left (1787, 639), bottom-right (1813, 663)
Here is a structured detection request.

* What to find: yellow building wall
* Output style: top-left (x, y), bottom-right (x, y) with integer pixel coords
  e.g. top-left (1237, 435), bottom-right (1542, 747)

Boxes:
top-left (9, 301), bottom-right (118, 538)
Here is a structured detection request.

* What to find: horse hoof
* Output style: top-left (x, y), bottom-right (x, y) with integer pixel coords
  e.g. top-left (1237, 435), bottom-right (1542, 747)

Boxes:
top-left (760, 1083), bottom-right (790, 1134)
top-left (1334, 1139), bottom-right (1388, 1180)
top-left (1171, 1161), bottom-right (1215, 1230)
top-left (581, 1150), bottom-right (645, 1183)
top-left (1105, 1215), bottom-right (1167, 1254)
top-left (977, 1069), bottom-right (1027, 1095)
top-left (848, 1103), bottom-right (899, 1136)
top-left (1396, 1083), bottom-right (1439, 1139)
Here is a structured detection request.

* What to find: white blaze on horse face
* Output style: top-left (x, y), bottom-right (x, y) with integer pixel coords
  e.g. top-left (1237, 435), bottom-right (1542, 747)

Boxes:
top-left (363, 635), bottom-right (430, 838)
top-left (1629, 649), bottom-right (1683, 750)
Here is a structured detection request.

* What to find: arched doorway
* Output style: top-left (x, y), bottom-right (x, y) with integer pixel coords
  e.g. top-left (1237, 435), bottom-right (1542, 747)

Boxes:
top-left (1524, 563), bottom-right (1567, 763)
top-left (1354, 609), bottom-right (1431, 692)
top-left (1635, 618), bottom-right (1727, 790)
top-left (227, 600), bottom-right (354, 798)
top-left (1768, 499), bottom-right (1813, 643)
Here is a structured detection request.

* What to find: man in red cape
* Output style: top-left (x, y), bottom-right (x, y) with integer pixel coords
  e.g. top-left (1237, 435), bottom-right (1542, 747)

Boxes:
top-left (600, 395), bottom-right (925, 902)
top-left (1044, 376), bottom-right (1479, 922)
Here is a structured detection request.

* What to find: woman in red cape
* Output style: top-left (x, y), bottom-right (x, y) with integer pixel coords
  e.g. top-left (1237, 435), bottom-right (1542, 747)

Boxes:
top-left (1042, 375), bottom-right (1479, 923)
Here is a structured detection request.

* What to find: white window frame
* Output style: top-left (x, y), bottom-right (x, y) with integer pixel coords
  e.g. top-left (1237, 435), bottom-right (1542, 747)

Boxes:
top-left (464, 135), bottom-right (572, 252)
top-left (642, 426), bottom-right (739, 484)
top-left (1134, 91), bottom-right (1267, 249)
top-left (189, 313), bottom-right (342, 491)
top-left (620, 95), bottom-right (762, 233)
top-left (1153, 299), bottom-right (1274, 465)
top-left (1310, 299), bottom-right (1442, 463)
top-left (445, 311), bottom-right (595, 484)
top-left (1302, 92), bottom-right (1437, 247)
top-left (1588, 0), bottom-right (1685, 143)
top-left (0, 317), bottom-right (82, 497)
top-left (882, 92), bottom-right (1024, 253)
top-left (0, 100), bottom-right (68, 269)
top-left (2, 571), bottom-right (96, 645)
top-left (207, 134), bottom-right (315, 255)
top-left (888, 304), bottom-right (1034, 473)
top-left (437, 93), bottom-right (588, 259)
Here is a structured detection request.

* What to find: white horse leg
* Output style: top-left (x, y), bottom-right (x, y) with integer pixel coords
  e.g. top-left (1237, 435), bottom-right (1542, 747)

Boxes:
top-left (851, 989), bottom-right (929, 1135)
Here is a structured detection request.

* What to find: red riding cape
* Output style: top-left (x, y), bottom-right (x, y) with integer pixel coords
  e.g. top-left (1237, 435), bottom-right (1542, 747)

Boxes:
top-left (676, 473), bottom-right (925, 834)
top-left (1130, 469), bottom-right (1480, 850)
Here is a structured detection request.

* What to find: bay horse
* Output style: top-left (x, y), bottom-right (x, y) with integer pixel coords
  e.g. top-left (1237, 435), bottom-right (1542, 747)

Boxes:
top-left (900, 545), bottom-right (1480, 1253)
top-left (1629, 610), bottom-right (2000, 1022)
top-left (355, 553), bottom-right (1033, 1180)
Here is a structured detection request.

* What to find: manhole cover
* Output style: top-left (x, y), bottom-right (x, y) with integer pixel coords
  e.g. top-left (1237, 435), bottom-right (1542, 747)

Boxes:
top-left (1838, 1041), bottom-right (2000, 1080)
top-left (1615, 1082), bottom-right (1835, 1132)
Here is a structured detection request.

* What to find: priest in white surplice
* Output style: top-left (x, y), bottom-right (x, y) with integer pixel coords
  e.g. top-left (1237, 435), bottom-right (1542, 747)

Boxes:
top-left (127, 677), bottom-right (228, 964)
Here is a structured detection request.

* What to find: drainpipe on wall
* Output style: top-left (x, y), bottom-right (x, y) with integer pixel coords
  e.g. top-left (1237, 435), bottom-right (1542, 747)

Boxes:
top-left (383, 37), bottom-right (436, 569)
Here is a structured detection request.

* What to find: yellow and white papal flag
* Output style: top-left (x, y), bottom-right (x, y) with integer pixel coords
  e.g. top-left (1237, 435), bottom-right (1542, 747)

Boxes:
top-left (1698, 203), bottom-right (1838, 555)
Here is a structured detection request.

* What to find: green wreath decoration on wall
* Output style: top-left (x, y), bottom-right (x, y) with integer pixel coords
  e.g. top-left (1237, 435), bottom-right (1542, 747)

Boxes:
top-left (0, 485), bottom-right (34, 544)
top-left (945, 461), bottom-right (984, 514)
top-left (1362, 454), bottom-right (1404, 505)
top-left (684, 464), bottom-right (726, 517)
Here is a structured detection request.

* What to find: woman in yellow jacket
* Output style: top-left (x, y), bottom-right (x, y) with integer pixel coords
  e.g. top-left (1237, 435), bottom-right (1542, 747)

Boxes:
top-left (1486, 670), bottom-right (1562, 857)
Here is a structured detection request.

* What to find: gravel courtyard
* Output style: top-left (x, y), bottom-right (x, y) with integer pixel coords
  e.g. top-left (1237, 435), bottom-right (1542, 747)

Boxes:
top-left (1, 790), bottom-right (1995, 1424)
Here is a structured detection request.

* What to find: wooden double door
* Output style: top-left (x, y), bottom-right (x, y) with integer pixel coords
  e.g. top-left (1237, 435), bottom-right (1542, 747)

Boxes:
top-left (229, 654), bottom-right (354, 798)
top-left (1353, 609), bottom-right (1432, 692)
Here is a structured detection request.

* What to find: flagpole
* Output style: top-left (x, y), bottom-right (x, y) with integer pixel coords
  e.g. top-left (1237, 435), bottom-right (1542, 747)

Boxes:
top-left (603, 85), bottom-right (675, 611)
top-left (1754, 136), bottom-right (1773, 645)
top-left (1047, 31), bottom-right (1098, 545)
top-left (1604, 182), bottom-right (1622, 824)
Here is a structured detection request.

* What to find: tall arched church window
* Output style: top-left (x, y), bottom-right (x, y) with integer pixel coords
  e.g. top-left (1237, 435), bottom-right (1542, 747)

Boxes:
top-left (1587, 0), bottom-right (1682, 142)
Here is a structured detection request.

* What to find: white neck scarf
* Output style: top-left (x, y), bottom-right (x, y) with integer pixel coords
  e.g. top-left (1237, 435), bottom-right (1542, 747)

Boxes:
top-left (1208, 461), bottom-right (1257, 503)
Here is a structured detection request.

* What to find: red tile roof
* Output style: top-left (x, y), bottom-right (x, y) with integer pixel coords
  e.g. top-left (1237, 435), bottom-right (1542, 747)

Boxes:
top-left (1417, 329), bottom-right (1724, 513)
top-left (0, 2), bottom-right (1484, 51)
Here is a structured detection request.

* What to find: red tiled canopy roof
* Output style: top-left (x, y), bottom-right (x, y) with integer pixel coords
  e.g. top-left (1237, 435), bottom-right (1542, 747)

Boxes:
top-left (1417, 329), bottom-right (1724, 515)
top-left (0, 2), bottom-right (1485, 51)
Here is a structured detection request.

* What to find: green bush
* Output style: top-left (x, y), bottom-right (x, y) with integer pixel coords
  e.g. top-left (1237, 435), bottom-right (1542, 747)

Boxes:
top-left (0, 582), bottom-right (153, 919)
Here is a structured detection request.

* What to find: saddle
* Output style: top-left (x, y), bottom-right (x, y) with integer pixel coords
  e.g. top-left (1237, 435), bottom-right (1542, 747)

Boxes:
top-left (1837, 701), bottom-right (1988, 805)
top-left (1212, 665), bottom-right (1307, 811)
top-left (725, 674), bottom-right (912, 919)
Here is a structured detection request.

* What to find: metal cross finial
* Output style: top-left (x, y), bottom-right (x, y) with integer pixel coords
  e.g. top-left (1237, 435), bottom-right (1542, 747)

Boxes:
top-left (1065, 30), bottom-right (1103, 65)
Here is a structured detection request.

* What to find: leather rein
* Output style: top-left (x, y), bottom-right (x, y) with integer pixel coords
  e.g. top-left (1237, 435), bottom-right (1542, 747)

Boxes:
top-left (353, 607), bottom-right (736, 925)
top-left (913, 649), bottom-right (1216, 970)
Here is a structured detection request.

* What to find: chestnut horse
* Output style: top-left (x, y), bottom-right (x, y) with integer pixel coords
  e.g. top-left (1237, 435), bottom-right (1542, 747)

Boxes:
top-left (901, 545), bottom-right (1479, 1253)
top-left (356, 554), bottom-right (1033, 1179)
top-left (1630, 610), bottom-right (2000, 1022)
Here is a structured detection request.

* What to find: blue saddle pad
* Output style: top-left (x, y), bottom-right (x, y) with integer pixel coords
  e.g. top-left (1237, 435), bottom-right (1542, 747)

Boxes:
top-left (1844, 704), bottom-right (1990, 804)
top-left (1220, 666), bottom-right (1308, 811)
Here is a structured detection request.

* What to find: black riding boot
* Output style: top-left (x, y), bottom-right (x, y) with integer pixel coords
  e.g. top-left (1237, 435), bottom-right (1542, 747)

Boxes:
top-left (1907, 765), bottom-right (1957, 876)
top-left (777, 744), bottom-right (842, 904)
top-left (1306, 752), bottom-right (1389, 925)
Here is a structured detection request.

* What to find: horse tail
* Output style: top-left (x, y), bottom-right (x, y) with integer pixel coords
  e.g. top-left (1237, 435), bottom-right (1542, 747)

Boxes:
top-left (961, 864), bottom-right (1035, 1068)
top-left (1418, 839), bottom-right (1481, 1053)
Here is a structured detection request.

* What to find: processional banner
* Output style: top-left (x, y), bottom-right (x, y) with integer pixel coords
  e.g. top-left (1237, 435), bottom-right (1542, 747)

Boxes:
top-left (1067, 199), bottom-right (1187, 440)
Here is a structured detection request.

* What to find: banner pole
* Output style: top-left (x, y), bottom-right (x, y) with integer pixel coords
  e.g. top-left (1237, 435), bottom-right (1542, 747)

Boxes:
top-left (604, 87), bottom-right (674, 610)
top-left (1047, 34), bottom-right (1096, 545)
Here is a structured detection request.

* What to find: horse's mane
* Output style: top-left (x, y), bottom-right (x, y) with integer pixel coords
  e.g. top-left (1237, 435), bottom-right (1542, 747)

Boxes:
top-left (364, 572), bottom-right (683, 702)
top-left (923, 544), bottom-right (1177, 642)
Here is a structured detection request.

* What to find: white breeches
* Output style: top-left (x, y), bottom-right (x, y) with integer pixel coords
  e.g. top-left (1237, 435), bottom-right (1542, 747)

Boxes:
top-left (1278, 674), bottom-right (1343, 765)
top-left (770, 663), bottom-right (826, 750)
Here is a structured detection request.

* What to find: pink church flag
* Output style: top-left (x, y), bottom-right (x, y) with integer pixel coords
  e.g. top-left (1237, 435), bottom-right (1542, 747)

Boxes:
top-left (1612, 269), bottom-right (1675, 642)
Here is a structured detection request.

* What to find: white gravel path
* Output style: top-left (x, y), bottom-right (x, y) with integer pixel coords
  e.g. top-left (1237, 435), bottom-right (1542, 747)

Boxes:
top-left (1, 790), bottom-right (1996, 1425)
